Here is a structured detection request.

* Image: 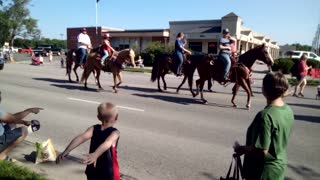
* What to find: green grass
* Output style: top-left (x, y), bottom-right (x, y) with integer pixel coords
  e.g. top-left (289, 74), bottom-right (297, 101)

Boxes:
top-left (0, 160), bottom-right (47, 180)
top-left (288, 78), bottom-right (320, 86)
top-left (124, 67), bottom-right (152, 73)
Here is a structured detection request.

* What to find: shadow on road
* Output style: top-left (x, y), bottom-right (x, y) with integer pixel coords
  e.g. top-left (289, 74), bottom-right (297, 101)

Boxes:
top-left (51, 84), bottom-right (97, 92)
top-left (121, 85), bottom-right (158, 93)
top-left (33, 77), bottom-right (70, 84)
top-left (287, 163), bottom-right (320, 180)
top-left (288, 103), bottom-right (320, 110)
top-left (132, 93), bottom-right (200, 105)
top-left (294, 114), bottom-right (320, 123)
top-left (199, 172), bottom-right (219, 180)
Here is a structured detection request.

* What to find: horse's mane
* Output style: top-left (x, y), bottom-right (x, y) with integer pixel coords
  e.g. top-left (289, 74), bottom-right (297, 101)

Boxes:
top-left (239, 44), bottom-right (264, 63)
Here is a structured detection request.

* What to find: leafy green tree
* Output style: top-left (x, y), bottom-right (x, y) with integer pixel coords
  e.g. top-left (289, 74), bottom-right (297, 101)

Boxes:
top-left (3, 0), bottom-right (40, 46)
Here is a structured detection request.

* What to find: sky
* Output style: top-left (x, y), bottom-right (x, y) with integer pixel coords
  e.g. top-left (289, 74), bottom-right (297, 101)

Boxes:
top-left (27, 0), bottom-right (320, 45)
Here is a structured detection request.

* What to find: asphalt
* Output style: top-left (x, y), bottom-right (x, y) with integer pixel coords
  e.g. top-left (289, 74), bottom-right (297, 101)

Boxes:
top-left (0, 57), bottom-right (319, 180)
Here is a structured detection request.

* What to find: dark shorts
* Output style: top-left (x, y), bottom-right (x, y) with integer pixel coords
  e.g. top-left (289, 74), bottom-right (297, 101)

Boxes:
top-left (0, 126), bottom-right (23, 153)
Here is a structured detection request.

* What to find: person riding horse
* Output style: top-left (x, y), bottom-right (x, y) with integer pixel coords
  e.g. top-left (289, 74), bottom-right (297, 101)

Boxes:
top-left (218, 28), bottom-right (237, 83)
top-left (175, 32), bottom-right (192, 76)
top-left (77, 28), bottom-right (92, 68)
top-left (101, 33), bottom-right (116, 65)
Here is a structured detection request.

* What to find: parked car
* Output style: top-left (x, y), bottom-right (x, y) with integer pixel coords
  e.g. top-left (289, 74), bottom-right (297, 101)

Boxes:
top-left (0, 52), bottom-right (4, 70)
top-left (286, 50), bottom-right (320, 61)
top-left (19, 45), bottom-right (33, 54)
top-left (33, 44), bottom-right (61, 56)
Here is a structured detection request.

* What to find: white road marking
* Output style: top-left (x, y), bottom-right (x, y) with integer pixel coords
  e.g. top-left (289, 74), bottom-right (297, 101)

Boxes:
top-left (67, 97), bottom-right (145, 112)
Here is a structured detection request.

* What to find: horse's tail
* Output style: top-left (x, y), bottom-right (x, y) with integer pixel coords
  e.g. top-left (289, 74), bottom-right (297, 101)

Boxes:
top-left (151, 55), bottom-right (160, 82)
top-left (66, 50), bottom-right (73, 75)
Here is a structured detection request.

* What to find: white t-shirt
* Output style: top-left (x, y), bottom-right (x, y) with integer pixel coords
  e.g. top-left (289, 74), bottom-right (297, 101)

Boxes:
top-left (77, 33), bottom-right (91, 49)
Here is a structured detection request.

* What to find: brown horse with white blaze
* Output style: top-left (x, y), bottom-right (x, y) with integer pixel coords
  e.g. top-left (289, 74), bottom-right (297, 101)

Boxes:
top-left (81, 49), bottom-right (136, 92)
top-left (191, 44), bottom-right (274, 108)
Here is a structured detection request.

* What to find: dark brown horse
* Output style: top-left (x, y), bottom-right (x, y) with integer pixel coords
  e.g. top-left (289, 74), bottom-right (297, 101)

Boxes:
top-left (189, 44), bottom-right (274, 108)
top-left (151, 54), bottom-right (213, 92)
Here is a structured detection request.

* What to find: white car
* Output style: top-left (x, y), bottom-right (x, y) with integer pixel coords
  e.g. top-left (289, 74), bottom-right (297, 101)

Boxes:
top-left (286, 51), bottom-right (320, 61)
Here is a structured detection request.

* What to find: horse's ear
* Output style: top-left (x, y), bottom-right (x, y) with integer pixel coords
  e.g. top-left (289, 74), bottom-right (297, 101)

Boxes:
top-left (261, 43), bottom-right (265, 48)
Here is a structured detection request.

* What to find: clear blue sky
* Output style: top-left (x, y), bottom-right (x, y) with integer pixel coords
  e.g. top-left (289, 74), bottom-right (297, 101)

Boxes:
top-left (29, 0), bottom-right (320, 45)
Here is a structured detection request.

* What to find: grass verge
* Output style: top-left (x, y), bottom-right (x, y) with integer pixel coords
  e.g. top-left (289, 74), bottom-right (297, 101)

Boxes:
top-left (0, 160), bottom-right (47, 180)
top-left (288, 78), bottom-right (320, 86)
top-left (124, 67), bottom-right (152, 73)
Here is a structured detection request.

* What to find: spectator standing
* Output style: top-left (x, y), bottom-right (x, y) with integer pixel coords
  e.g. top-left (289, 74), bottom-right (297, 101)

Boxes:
top-left (293, 54), bottom-right (312, 97)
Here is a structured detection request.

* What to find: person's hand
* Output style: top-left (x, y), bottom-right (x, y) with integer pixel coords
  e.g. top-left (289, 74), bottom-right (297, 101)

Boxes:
top-left (23, 120), bottom-right (32, 126)
top-left (187, 50), bottom-right (192, 55)
top-left (83, 153), bottom-right (98, 167)
top-left (26, 108), bottom-right (43, 114)
top-left (56, 151), bottom-right (69, 164)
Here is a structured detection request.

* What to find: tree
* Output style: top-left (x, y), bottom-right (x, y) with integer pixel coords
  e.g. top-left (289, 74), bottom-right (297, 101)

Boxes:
top-left (4, 0), bottom-right (40, 46)
top-left (0, 10), bottom-right (10, 45)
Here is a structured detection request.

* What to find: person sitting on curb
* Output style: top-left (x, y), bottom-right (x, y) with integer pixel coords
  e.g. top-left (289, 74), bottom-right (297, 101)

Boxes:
top-left (0, 91), bottom-right (43, 161)
top-left (57, 102), bottom-right (121, 180)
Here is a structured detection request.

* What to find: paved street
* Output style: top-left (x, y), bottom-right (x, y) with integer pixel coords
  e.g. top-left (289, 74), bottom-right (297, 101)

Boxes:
top-left (0, 59), bottom-right (319, 180)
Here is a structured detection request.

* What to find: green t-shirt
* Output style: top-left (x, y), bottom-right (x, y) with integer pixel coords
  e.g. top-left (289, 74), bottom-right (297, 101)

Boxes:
top-left (243, 104), bottom-right (294, 180)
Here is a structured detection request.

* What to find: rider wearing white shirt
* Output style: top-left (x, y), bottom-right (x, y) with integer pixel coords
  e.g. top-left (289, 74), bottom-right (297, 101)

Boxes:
top-left (77, 28), bottom-right (92, 67)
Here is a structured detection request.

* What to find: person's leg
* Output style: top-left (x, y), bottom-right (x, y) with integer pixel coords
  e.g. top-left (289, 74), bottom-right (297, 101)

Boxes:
top-left (176, 52), bottom-right (183, 75)
top-left (0, 127), bottom-right (28, 159)
top-left (78, 48), bottom-right (86, 65)
top-left (101, 50), bottom-right (109, 64)
top-left (293, 77), bottom-right (303, 96)
top-left (299, 77), bottom-right (307, 96)
top-left (220, 53), bottom-right (231, 80)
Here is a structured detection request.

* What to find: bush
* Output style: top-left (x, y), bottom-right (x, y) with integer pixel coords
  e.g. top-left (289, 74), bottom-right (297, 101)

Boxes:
top-left (0, 160), bottom-right (47, 180)
top-left (141, 42), bottom-right (174, 66)
top-left (272, 58), bottom-right (320, 74)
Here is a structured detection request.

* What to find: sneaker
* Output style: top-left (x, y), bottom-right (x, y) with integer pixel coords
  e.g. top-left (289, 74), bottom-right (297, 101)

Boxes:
top-left (298, 93), bottom-right (304, 98)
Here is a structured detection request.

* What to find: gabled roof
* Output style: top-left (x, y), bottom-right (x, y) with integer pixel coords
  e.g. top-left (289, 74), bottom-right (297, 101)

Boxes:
top-left (223, 12), bottom-right (239, 18)
top-left (186, 26), bottom-right (221, 34)
top-left (254, 35), bottom-right (265, 40)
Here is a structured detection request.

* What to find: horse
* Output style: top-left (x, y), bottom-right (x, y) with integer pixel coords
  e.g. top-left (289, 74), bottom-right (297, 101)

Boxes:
top-left (66, 49), bottom-right (85, 82)
top-left (80, 49), bottom-right (136, 93)
top-left (189, 44), bottom-right (274, 108)
top-left (151, 54), bottom-right (213, 92)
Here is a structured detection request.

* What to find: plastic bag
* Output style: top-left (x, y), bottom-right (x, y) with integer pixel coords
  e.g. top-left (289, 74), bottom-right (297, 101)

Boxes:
top-left (35, 139), bottom-right (57, 164)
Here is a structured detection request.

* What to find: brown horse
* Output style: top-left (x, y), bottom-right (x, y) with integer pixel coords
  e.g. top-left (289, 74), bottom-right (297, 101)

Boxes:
top-left (81, 49), bottom-right (136, 92)
top-left (151, 54), bottom-right (213, 92)
top-left (189, 44), bottom-right (274, 108)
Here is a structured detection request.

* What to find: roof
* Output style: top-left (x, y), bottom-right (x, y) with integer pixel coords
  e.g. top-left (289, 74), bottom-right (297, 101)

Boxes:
top-left (185, 26), bottom-right (221, 34)
top-left (223, 12), bottom-right (239, 18)
top-left (241, 30), bottom-right (252, 35)
top-left (110, 29), bottom-right (169, 33)
top-left (169, 20), bottom-right (221, 25)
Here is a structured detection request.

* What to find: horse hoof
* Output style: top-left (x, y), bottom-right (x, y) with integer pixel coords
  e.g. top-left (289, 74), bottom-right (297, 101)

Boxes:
top-left (233, 104), bottom-right (238, 108)
top-left (203, 100), bottom-right (208, 104)
top-left (246, 105), bottom-right (251, 109)
top-left (251, 94), bottom-right (255, 97)
top-left (158, 89), bottom-right (163, 92)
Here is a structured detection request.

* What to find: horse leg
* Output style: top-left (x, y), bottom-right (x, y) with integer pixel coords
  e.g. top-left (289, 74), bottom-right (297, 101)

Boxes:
top-left (246, 79), bottom-right (254, 97)
top-left (96, 70), bottom-right (103, 90)
top-left (116, 72), bottom-right (123, 87)
top-left (198, 79), bottom-right (207, 104)
top-left (83, 69), bottom-right (90, 89)
top-left (73, 65), bottom-right (79, 82)
top-left (194, 79), bottom-right (201, 98)
top-left (231, 83), bottom-right (240, 108)
top-left (177, 75), bottom-right (187, 94)
top-left (113, 72), bottom-right (118, 93)
top-left (93, 71), bottom-right (98, 85)
top-left (161, 73), bottom-right (167, 91)
top-left (240, 79), bottom-right (251, 109)
top-left (188, 68), bottom-right (196, 97)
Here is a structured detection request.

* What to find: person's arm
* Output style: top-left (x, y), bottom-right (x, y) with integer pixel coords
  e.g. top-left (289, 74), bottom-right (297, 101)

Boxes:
top-left (56, 126), bottom-right (94, 163)
top-left (106, 41), bottom-right (116, 52)
top-left (219, 39), bottom-right (231, 51)
top-left (0, 108), bottom-right (42, 125)
top-left (83, 130), bottom-right (120, 167)
top-left (180, 46), bottom-right (192, 54)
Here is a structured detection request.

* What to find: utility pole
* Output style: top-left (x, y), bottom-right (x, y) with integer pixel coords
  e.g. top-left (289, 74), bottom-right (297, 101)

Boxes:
top-left (312, 24), bottom-right (320, 54)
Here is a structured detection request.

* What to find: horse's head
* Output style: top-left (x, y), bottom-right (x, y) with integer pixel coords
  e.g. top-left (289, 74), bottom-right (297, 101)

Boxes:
top-left (254, 44), bottom-right (274, 66)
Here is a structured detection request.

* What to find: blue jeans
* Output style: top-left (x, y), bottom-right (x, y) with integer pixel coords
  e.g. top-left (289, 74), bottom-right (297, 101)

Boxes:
top-left (101, 50), bottom-right (109, 63)
top-left (219, 52), bottom-right (231, 79)
top-left (176, 52), bottom-right (183, 74)
top-left (77, 48), bottom-right (87, 65)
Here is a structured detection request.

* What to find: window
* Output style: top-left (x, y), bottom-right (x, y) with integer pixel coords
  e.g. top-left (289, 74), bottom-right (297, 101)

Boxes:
top-left (208, 42), bottom-right (218, 54)
top-left (119, 44), bottom-right (129, 50)
top-left (310, 53), bottom-right (317, 59)
top-left (189, 42), bottom-right (202, 52)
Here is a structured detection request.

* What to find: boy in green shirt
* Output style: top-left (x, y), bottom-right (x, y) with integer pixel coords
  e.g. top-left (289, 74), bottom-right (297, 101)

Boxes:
top-left (235, 72), bottom-right (294, 180)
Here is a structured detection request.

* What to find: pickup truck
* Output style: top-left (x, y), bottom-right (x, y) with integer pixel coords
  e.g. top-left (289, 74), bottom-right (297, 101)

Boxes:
top-left (33, 44), bottom-right (61, 56)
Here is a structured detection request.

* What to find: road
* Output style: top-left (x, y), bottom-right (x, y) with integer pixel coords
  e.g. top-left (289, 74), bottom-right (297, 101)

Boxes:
top-left (1, 59), bottom-right (319, 180)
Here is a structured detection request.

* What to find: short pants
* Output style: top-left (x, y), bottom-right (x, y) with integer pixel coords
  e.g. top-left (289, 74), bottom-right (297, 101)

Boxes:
top-left (0, 125), bottom-right (23, 152)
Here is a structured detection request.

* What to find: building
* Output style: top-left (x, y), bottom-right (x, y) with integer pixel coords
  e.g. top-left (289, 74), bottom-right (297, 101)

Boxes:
top-left (67, 12), bottom-right (279, 58)
top-left (170, 12), bottom-right (280, 58)
top-left (66, 27), bottom-right (169, 52)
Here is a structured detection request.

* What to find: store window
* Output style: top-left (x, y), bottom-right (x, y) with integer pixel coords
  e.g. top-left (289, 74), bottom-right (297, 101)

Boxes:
top-left (189, 42), bottom-right (202, 52)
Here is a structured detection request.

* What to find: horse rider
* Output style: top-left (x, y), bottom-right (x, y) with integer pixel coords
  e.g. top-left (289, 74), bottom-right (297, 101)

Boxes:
top-left (175, 32), bottom-right (192, 76)
top-left (101, 33), bottom-right (116, 65)
top-left (77, 28), bottom-right (92, 68)
top-left (218, 28), bottom-right (236, 83)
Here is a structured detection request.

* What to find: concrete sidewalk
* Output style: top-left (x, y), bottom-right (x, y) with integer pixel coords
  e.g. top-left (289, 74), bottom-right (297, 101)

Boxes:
top-left (9, 140), bottom-right (86, 180)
